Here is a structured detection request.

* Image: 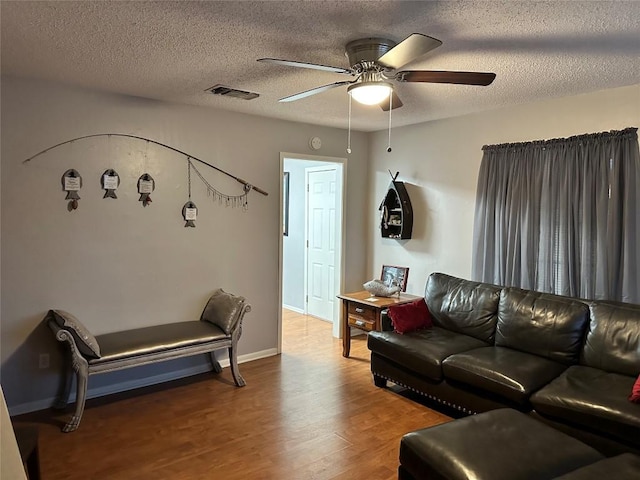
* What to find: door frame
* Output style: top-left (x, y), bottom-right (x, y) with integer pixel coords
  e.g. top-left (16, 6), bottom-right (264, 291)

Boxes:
top-left (278, 152), bottom-right (347, 353)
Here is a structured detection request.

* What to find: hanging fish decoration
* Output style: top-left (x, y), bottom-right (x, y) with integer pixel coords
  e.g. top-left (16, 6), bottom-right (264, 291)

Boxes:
top-left (101, 169), bottom-right (120, 199)
top-left (61, 169), bottom-right (82, 210)
top-left (182, 201), bottom-right (197, 227)
top-left (137, 173), bottom-right (155, 207)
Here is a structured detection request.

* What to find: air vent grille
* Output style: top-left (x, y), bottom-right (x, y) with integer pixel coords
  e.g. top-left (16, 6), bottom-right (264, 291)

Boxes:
top-left (206, 85), bottom-right (259, 100)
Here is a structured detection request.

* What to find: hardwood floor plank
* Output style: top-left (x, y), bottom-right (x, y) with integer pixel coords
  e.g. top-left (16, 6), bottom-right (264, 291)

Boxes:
top-left (14, 310), bottom-right (450, 479)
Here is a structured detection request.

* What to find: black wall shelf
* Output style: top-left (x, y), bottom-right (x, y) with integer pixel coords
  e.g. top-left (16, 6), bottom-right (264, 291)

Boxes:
top-left (379, 180), bottom-right (413, 239)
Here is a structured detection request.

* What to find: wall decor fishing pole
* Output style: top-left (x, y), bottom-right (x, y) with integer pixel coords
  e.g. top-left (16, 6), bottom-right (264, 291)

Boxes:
top-left (23, 133), bottom-right (269, 217)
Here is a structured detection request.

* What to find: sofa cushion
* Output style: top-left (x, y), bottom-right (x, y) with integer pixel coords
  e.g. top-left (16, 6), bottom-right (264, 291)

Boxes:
top-left (367, 327), bottom-right (488, 381)
top-left (49, 309), bottom-right (101, 359)
top-left (442, 346), bottom-right (568, 405)
top-left (388, 298), bottom-right (432, 334)
top-left (581, 301), bottom-right (640, 376)
top-left (530, 365), bottom-right (640, 447)
top-left (553, 454), bottom-right (640, 480)
top-left (496, 288), bottom-right (589, 364)
top-left (400, 409), bottom-right (603, 480)
top-left (424, 272), bottom-right (501, 343)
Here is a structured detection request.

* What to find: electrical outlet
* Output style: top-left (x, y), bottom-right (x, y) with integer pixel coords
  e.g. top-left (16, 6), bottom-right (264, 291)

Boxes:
top-left (39, 353), bottom-right (50, 369)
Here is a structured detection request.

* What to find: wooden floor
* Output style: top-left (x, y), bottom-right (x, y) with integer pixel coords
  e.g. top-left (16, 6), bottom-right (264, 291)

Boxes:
top-left (16, 310), bottom-right (451, 480)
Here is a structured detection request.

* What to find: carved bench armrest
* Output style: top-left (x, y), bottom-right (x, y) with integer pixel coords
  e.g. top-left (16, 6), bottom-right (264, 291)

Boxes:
top-left (48, 321), bottom-right (89, 365)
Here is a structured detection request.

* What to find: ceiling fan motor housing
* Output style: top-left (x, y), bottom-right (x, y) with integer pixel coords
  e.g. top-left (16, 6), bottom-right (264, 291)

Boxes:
top-left (345, 38), bottom-right (397, 69)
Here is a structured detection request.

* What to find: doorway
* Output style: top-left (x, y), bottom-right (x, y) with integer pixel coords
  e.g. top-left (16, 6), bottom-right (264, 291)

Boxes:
top-left (279, 153), bottom-right (346, 352)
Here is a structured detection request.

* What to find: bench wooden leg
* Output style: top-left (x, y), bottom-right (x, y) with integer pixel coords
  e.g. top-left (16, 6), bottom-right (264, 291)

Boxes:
top-left (228, 345), bottom-right (246, 387)
top-left (63, 359), bottom-right (89, 433)
top-left (208, 352), bottom-right (223, 373)
top-left (53, 360), bottom-right (73, 410)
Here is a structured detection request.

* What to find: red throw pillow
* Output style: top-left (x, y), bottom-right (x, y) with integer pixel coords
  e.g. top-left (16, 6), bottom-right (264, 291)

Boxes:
top-left (630, 374), bottom-right (640, 404)
top-left (388, 298), bottom-right (432, 334)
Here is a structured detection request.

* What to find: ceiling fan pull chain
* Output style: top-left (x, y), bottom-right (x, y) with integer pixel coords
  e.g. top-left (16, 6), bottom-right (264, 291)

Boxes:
top-left (347, 94), bottom-right (352, 154)
top-left (387, 94), bottom-right (393, 153)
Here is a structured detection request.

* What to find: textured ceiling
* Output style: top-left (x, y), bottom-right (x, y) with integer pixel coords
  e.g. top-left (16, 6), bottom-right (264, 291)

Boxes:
top-left (1, 1), bottom-right (639, 132)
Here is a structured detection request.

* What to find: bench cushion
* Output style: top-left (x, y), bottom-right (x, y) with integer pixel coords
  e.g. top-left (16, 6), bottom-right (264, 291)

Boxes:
top-left (200, 288), bottom-right (246, 335)
top-left (442, 346), bottom-right (568, 405)
top-left (367, 327), bottom-right (487, 381)
top-left (93, 321), bottom-right (227, 363)
top-left (49, 309), bottom-right (101, 358)
top-left (530, 365), bottom-right (640, 447)
top-left (400, 409), bottom-right (603, 480)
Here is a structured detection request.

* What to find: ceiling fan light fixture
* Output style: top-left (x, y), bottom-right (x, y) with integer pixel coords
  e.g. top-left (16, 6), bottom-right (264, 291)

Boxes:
top-left (347, 81), bottom-right (393, 105)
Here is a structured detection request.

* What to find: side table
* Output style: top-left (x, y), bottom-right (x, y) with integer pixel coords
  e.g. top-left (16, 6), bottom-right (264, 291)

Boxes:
top-left (337, 291), bottom-right (422, 357)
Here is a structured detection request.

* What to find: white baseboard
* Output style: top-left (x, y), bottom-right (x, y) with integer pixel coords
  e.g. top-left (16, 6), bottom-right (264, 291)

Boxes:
top-left (9, 348), bottom-right (279, 416)
top-left (282, 304), bottom-right (305, 314)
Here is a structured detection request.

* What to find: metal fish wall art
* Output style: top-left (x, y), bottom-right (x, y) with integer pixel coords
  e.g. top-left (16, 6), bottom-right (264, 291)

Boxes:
top-left (182, 201), bottom-right (197, 227)
top-left (61, 169), bottom-right (82, 211)
top-left (101, 169), bottom-right (120, 199)
top-left (137, 173), bottom-right (155, 207)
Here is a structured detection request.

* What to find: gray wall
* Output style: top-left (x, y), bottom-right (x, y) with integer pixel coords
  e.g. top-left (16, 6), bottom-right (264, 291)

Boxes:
top-left (0, 76), bottom-right (369, 413)
top-left (367, 84), bottom-right (640, 295)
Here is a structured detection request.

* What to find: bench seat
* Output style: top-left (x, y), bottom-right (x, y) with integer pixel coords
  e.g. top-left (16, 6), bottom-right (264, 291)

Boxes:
top-left (94, 321), bottom-right (228, 363)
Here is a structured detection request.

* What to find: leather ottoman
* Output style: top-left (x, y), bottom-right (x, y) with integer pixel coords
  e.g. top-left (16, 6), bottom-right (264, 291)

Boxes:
top-left (399, 409), bottom-right (604, 480)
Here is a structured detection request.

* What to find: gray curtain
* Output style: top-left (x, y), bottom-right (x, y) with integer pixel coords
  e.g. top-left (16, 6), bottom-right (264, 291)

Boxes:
top-left (472, 127), bottom-right (639, 303)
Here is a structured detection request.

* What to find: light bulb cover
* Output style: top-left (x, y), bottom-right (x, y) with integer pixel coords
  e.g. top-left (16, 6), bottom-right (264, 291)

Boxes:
top-left (347, 81), bottom-right (393, 105)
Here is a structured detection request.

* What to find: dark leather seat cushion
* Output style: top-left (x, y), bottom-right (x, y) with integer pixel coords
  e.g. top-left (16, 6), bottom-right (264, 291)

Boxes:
top-left (367, 327), bottom-right (487, 381)
top-left (530, 365), bottom-right (640, 447)
top-left (400, 409), bottom-right (603, 480)
top-left (552, 454), bottom-right (640, 480)
top-left (442, 346), bottom-right (568, 405)
top-left (93, 321), bottom-right (227, 363)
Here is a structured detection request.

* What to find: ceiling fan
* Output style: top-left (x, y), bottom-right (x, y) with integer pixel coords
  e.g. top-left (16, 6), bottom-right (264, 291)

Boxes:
top-left (257, 33), bottom-right (496, 111)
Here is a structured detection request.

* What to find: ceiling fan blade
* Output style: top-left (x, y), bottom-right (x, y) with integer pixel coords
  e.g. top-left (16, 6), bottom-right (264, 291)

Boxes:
top-left (380, 91), bottom-right (403, 111)
top-left (257, 58), bottom-right (352, 74)
top-left (279, 80), bottom-right (354, 102)
top-left (377, 33), bottom-right (442, 70)
top-left (396, 70), bottom-right (496, 86)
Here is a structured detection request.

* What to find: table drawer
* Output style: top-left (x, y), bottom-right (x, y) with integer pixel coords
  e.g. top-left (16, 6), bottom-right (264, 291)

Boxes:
top-left (348, 315), bottom-right (376, 331)
top-left (348, 303), bottom-right (377, 331)
top-left (348, 303), bottom-right (376, 321)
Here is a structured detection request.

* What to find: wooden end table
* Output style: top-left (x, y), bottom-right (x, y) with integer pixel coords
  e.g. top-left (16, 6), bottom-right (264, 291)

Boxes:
top-left (337, 291), bottom-right (422, 357)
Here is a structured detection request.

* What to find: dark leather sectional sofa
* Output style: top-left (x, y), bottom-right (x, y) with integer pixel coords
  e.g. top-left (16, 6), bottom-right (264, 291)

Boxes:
top-left (367, 272), bottom-right (640, 455)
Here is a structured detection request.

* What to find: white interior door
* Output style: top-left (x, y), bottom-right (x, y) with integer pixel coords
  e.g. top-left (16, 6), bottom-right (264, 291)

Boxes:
top-left (306, 166), bottom-right (337, 322)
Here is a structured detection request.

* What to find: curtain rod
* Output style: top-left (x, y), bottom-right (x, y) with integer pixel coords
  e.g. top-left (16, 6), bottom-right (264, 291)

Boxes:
top-left (23, 133), bottom-right (268, 196)
top-left (482, 127), bottom-right (637, 151)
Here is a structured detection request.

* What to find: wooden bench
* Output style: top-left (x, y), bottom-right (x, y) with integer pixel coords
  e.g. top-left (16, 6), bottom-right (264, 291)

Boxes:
top-left (47, 289), bottom-right (250, 432)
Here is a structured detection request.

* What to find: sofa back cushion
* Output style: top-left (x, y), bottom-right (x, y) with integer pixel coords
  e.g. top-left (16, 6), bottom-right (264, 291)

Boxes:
top-left (424, 273), bottom-right (501, 343)
top-left (496, 289), bottom-right (589, 364)
top-left (581, 301), bottom-right (640, 376)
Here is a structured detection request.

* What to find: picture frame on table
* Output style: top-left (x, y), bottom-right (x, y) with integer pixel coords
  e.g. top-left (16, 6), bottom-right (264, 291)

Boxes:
top-left (380, 265), bottom-right (409, 292)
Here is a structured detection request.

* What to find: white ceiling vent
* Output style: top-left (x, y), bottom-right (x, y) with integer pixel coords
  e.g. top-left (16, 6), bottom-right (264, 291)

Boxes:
top-left (206, 85), bottom-right (259, 100)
